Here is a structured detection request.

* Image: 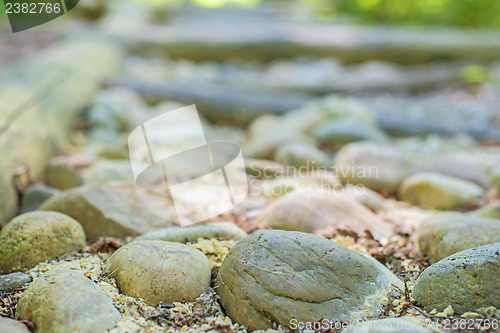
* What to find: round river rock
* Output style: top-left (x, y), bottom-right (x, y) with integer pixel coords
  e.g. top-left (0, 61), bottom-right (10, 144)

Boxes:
top-left (216, 230), bottom-right (404, 331)
top-left (0, 211), bottom-right (86, 274)
top-left (412, 242), bottom-right (500, 314)
top-left (16, 268), bottom-right (121, 333)
top-left (106, 240), bottom-right (211, 306)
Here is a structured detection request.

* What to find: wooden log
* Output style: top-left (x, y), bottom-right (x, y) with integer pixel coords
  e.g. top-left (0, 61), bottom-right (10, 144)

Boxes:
top-left (110, 77), bottom-right (500, 140)
top-left (112, 11), bottom-right (500, 65)
top-left (0, 38), bottom-right (121, 225)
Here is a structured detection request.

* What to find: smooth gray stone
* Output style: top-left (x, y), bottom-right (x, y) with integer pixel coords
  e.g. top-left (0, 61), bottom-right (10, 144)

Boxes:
top-left (217, 230), bottom-right (403, 331)
top-left (412, 243), bottom-right (500, 314)
top-left (16, 268), bottom-right (121, 333)
top-left (0, 272), bottom-right (32, 296)
top-left (21, 185), bottom-right (60, 213)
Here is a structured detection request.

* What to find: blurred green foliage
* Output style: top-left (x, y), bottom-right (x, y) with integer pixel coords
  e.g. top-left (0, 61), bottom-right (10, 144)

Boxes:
top-left (460, 65), bottom-right (490, 84)
top-left (330, 0), bottom-right (500, 28)
top-left (139, 0), bottom-right (259, 8)
top-left (139, 0), bottom-right (500, 28)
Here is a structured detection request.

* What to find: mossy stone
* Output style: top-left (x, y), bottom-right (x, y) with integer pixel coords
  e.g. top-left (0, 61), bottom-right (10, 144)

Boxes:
top-left (106, 240), bottom-right (211, 306)
top-left (0, 211), bottom-right (86, 274)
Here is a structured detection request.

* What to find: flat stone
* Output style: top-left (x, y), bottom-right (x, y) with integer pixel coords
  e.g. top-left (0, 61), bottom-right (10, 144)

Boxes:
top-left (256, 191), bottom-right (394, 243)
top-left (21, 185), bottom-right (61, 213)
top-left (0, 211), bottom-right (86, 274)
top-left (40, 183), bottom-right (177, 240)
top-left (0, 272), bottom-right (32, 296)
top-left (334, 142), bottom-right (411, 193)
top-left (0, 317), bottom-right (30, 333)
top-left (412, 243), bottom-right (500, 314)
top-left (136, 222), bottom-right (247, 243)
top-left (106, 240), bottom-right (211, 306)
top-left (16, 268), bottom-right (121, 333)
top-left (398, 172), bottom-right (483, 210)
top-left (217, 230), bottom-right (403, 331)
top-left (416, 212), bottom-right (500, 263)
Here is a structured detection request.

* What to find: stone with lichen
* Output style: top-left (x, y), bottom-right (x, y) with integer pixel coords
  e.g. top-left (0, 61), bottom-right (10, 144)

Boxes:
top-left (216, 230), bottom-right (404, 331)
top-left (0, 211), bottom-right (86, 274)
top-left (412, 242), bottom-right (500, 314)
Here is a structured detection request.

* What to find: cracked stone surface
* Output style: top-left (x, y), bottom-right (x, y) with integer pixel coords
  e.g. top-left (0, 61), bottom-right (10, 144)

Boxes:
top-left (216, 230), bottom-right (403, 331)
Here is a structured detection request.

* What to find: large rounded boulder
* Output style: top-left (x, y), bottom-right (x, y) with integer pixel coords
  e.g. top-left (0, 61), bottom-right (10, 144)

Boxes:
top-left (216, 230), bottom-right (403, 331)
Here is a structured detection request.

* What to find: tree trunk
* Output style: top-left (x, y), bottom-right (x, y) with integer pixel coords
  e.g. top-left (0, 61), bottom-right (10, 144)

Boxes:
top-left (0, 38), bottom-right (121, 225)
